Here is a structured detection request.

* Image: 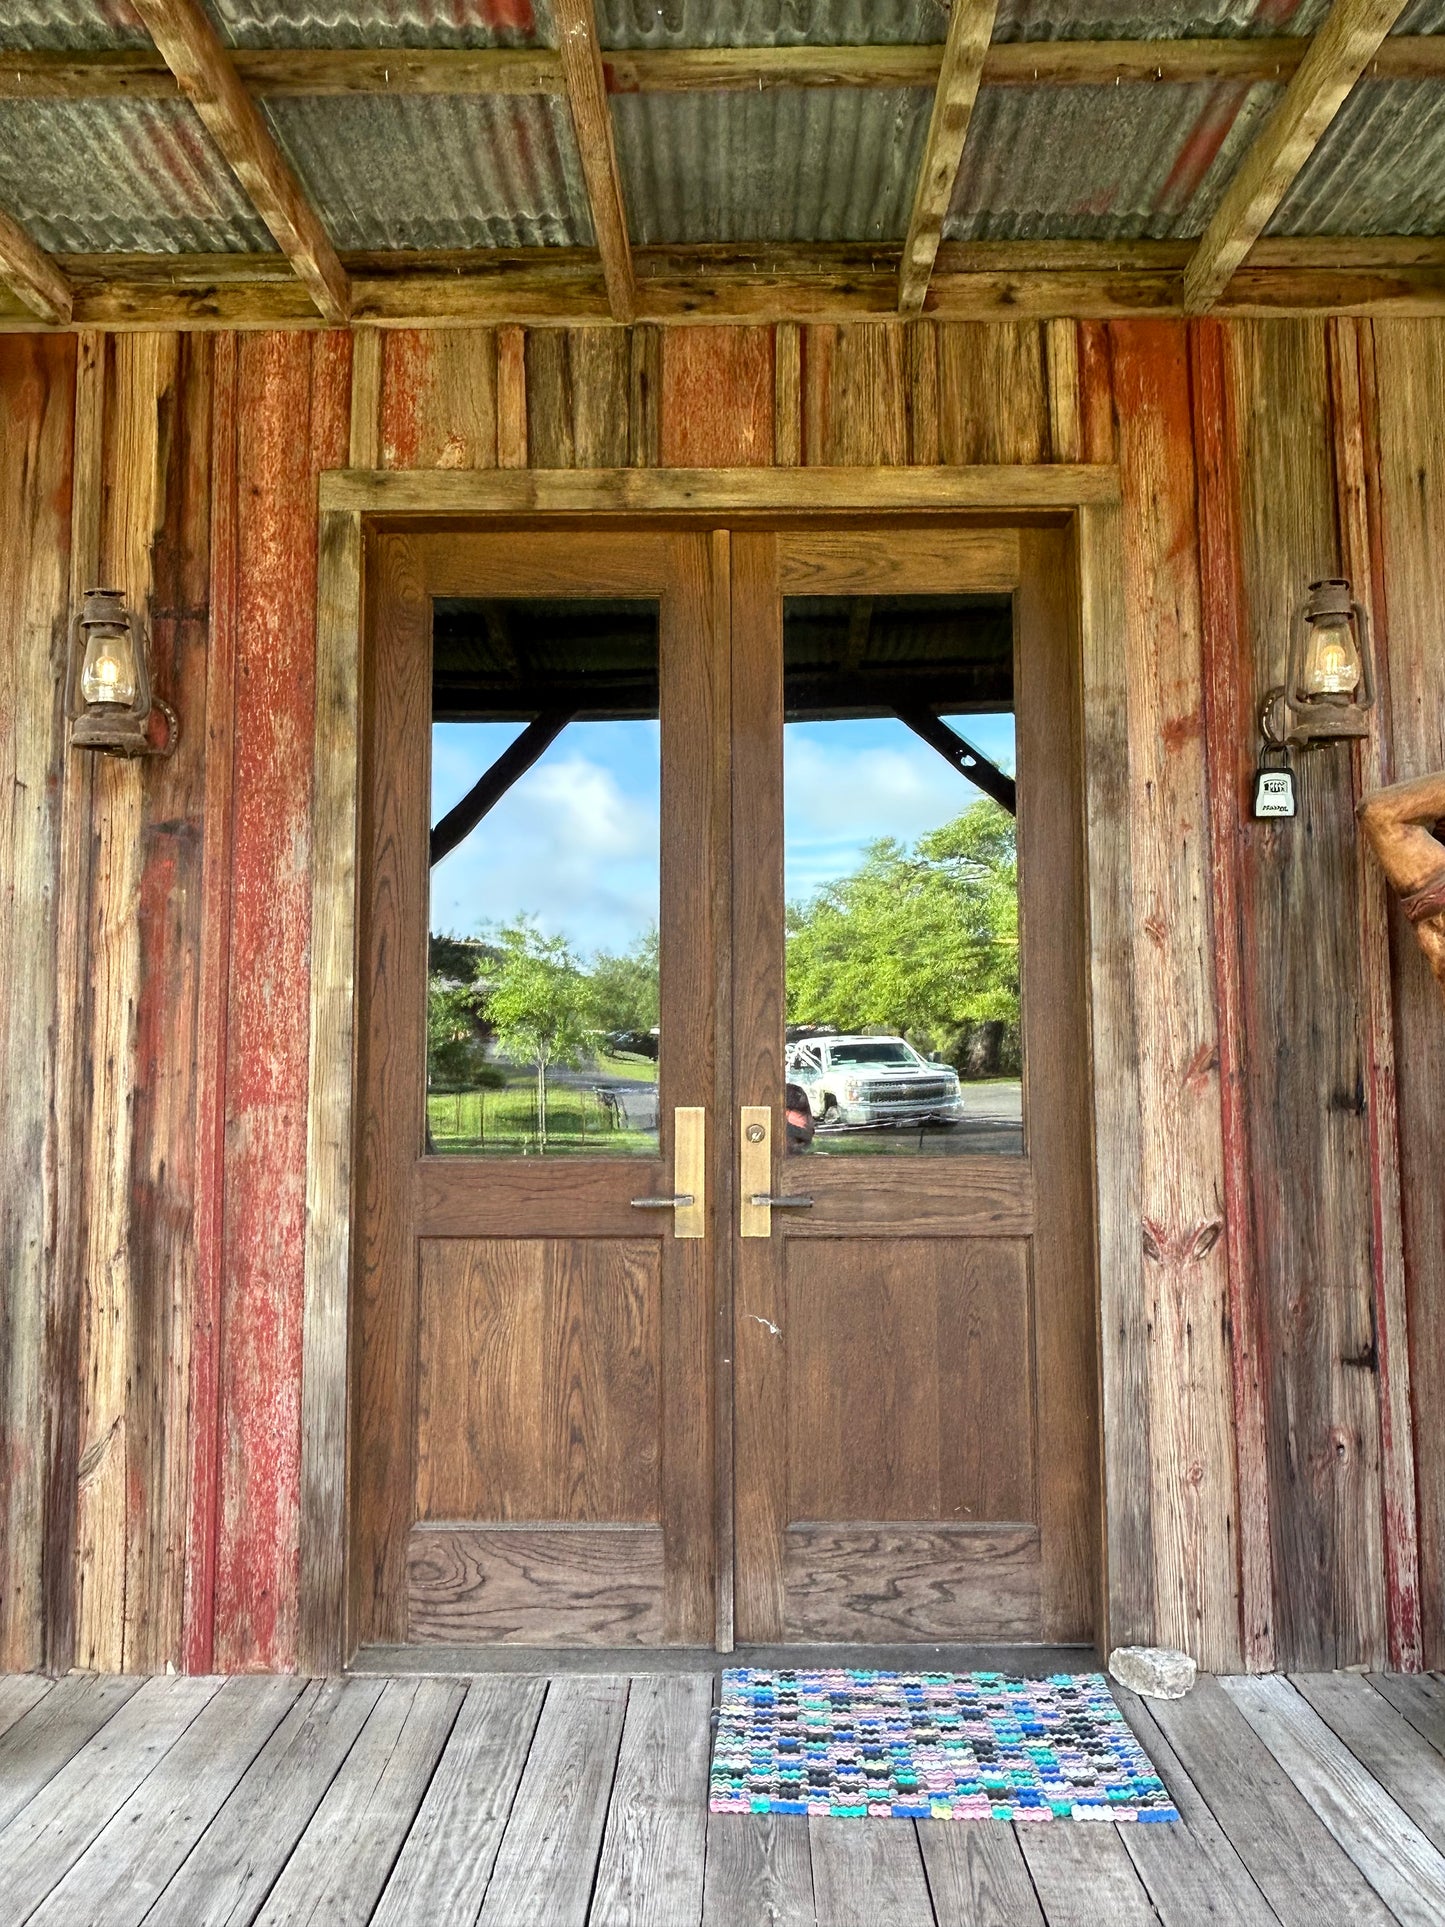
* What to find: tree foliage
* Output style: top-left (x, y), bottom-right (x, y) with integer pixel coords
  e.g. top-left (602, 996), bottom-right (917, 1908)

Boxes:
top-left (587, 926), bottom-right (660, 1037)
top-left (484, 918), bottom-right (592, 1151)
top-left (785, 798), bottom-right (1019, 1052)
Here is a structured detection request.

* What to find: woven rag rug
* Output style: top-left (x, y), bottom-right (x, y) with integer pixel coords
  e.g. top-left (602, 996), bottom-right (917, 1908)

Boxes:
top-left (709, 1668), bottom-right (1180, 1822)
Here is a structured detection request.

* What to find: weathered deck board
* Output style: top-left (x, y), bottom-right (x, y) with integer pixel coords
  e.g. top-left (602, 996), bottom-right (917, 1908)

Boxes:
top-left (255, 1677), bottom-right (463, 1925)
top-left (1225, 1674), bottom-right (1445, 1926)
top-left (591, 1674), bottom-right (714, 1927)
top-left (1369, 1671), bottom-right (1445, 1758)
top-left (0, 1669), bottom-right (1440, 1923)
top-left (1016, 1825), bottom-right (1160, 1926)
top-left (1112, 1684), bottom-right (1279, 1926)
top-left (0, 1674), bottom-right (138, 1832)
top-left (477, 1676), bottom-right (629, 1927)
top-left (1152, 1677), bottom-right (1395, 1926)
top-left (1294, 1671), bottom-right (1445, 1855)
top-left (145, 1675), bottom-right (386, 1927)
top-left (371, 1675), bottom-right (545, 1925)
top-left (701, 1812), bottom-right (815, 1926)
top-left (918, 1820), bottom-right (1046, 1925)
top-left (809, 1815), bottom-right (934, 1926)
top-left (0, 1673), bottom-right (220, 1926)
top-left (29, 1675), bottom-right (301, 1926)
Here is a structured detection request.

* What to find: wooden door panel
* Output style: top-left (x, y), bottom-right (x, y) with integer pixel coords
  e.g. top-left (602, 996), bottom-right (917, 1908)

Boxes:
top-left (406, 1524), bottom-right (666, 1644)
top-left (781, 1526), bottom-right (1042, 1641)
top-left (415, 1239), bottom-right (661, 1524)
top-left (783, 1239), bottom-right (1035, 1528)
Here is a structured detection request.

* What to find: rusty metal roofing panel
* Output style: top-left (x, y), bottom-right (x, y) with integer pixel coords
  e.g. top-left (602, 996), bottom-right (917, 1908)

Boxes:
top-left (613, 87), bottom-right (931, 244)
top-left (1269, 77), bottom-right (1445, 232)
top-left (993, 0), bottom-right (1326, 35)
top-left (0, 96), bottom-right (274, 250)
top-left (203, 0), bottom-right (552, 48)
top-left (0, 2), bottom-right (149, 49)
top-left (260, 92), bottom-right (591, 248)
top-left (595, 1), bottom-right (945, 46)
top-left (945, 78), bottom-right (1280, 240)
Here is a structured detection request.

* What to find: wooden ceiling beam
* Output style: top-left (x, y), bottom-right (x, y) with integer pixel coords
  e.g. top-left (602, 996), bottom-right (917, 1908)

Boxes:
top-left (7, 35), bottom-right (1444, 100)
top-left (126, 0), bottom-right (350, 323)
top-left (552, 0), bottom-right (634, 324)
top-left (899, 0), bottom-right (1000, 315)
top-left (1184, 0), bottom-right (1413, 312)
top-left (5, 242), bottom-right (1444, 330)
top-left (0, 207), bottom-right (72, 324)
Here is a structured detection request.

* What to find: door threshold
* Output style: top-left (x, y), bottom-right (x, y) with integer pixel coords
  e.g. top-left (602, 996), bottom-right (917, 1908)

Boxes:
top-left (349, 1641), bottom-right (1098, 1678)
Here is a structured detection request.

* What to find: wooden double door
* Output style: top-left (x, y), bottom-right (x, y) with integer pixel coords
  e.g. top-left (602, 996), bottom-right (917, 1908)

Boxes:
top-left (352, 520), bottom-right (1098, 1655)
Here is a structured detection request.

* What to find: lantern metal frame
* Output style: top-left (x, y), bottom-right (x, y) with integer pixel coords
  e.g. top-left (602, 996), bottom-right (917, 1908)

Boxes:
top-left (1260, 577), bottom-right (1375, 751)
top-left (65, 588), bottom-right (178, 759)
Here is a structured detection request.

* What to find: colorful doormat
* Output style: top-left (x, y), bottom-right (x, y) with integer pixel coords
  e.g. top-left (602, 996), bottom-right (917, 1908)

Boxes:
top-left (709, 1669), bottom-right (1180, 1822)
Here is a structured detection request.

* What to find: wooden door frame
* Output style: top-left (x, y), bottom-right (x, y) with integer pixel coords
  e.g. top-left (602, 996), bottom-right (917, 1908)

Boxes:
top-left (298, 463), bottom-right (1133, 1674)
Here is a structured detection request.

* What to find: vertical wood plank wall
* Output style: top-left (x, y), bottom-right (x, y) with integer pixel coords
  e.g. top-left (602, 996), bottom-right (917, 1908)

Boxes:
top-left (0, 317), bottom-right (1441, 1675)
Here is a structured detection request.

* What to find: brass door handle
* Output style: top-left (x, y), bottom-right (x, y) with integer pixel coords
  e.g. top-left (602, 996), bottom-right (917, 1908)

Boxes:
top-left (749, 1194), bottom-right (813, 1209)
top-left (636, 1108), bottom-right (704, 1238)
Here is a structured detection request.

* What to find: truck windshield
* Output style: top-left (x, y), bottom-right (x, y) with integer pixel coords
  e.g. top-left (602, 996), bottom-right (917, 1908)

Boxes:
top-left (829, 1041), bottom-right (920, 1067)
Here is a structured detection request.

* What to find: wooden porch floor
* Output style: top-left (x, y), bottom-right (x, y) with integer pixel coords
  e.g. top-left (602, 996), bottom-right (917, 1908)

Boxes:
top-left (2, 1665), bottom-right (1445, 1924)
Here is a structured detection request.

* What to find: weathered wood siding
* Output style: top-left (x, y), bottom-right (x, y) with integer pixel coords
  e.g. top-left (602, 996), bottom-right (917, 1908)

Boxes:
top-left (0, 317), bottom-right (1440, 1673)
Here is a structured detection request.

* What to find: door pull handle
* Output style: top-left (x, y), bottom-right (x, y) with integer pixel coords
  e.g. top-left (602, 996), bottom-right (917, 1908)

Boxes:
top-left (749, 1194), bottom-right (813, 1209)
top-left (638, 1107), bottom-right (704, 1239)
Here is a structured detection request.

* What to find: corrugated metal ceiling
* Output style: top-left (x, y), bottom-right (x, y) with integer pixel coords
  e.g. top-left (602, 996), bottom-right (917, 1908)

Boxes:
top-left (946, 80), bottom-right (1282, 241)
top-left (207, 1), bottom-right (551, 49)
top-left (614, 87), bottom-right (929, 243)
top-left (262, 92), bottom-right (591, 248)
top-left (1271, 78), bottom-right (1445, 232)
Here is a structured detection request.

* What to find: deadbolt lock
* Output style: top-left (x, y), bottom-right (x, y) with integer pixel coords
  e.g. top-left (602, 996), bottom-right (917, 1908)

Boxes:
top-left (745, 1122), bottom-right (766, 1143)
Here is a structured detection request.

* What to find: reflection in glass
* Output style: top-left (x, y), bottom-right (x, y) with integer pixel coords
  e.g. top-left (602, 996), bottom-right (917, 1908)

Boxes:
top-left (783, 595), bottom-right (1023, 1157)
top-left (427, 599), bottom-right (660, 1157)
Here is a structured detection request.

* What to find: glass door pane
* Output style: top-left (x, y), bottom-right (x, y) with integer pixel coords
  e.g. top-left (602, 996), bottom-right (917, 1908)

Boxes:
top-left (782, 593), bottom-right (1023, 1158)
top-left (427, 596), bottom-right (661, 1157)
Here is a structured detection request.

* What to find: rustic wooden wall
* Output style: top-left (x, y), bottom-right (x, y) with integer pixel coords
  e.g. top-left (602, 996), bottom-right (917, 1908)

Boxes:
top-left (0, 315), bottom-right (1440, 1674)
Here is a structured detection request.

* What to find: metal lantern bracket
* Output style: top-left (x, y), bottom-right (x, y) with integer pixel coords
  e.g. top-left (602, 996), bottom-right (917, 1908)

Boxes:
top-left (66, 594), bottom-right (179, 759)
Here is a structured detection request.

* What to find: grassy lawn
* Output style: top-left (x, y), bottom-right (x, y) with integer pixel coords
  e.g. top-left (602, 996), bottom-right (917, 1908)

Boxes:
top-left (429, 1065), bottom-right (657, 1156)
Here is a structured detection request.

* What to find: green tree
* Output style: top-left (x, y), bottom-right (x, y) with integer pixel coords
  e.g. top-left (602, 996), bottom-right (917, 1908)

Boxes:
top-left (785, 798), bottom-right (1019, 1052)
top-left (588, 926), bottom-right (660, 1040)
top-left (484, 918), bottom-right (591, 1152)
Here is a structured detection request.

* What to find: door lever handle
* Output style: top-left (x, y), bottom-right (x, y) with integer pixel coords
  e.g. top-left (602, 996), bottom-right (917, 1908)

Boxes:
top-left (749, 1194), bottom-right (813, 1209)
top-left (631, 1194), bottom-right (695, 1209)
top-left (635, 1107), bottom-right (705, 1238)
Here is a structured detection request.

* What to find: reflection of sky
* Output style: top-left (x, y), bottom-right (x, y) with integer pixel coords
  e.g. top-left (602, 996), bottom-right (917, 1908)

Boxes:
top-left (429, 711), bottom-right (1016, 953)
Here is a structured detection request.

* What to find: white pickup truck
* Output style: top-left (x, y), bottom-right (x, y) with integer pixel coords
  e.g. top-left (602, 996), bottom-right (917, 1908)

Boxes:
top-left (784, 1034), bottom-right (967, 1131)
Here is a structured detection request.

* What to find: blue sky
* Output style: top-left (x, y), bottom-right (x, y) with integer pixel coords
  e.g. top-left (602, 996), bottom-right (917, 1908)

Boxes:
top-left (430, 712), bottom-right (1017, 957)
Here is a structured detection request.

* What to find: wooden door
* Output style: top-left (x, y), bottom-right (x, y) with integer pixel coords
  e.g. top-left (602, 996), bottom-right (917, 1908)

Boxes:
top-left (729, 525), bottom-right (1099, 1644)
top-left (353, 529), bottom-right (723, 1651)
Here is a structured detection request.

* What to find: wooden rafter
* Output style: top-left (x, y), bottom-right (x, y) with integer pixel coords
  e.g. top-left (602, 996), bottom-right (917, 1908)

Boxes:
top-left (126, 0), bottom-right (350, 324)
top-left (1183, 0), bottom-right (1413, 313)
top-left (0, 207), bottom-right (71, 324)
top-left (899, 0), bottom-right (1000, 315)
top-left (4, 239), bottom-right (1445, 331)
top-left (552, 0), bottom-right (634, 325)
top-left (7, 38), bottom-right (1445, 99)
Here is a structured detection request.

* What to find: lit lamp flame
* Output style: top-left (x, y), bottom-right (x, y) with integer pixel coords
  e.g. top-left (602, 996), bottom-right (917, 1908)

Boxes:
top-left (1262, 577), bottom-right (1376, 747)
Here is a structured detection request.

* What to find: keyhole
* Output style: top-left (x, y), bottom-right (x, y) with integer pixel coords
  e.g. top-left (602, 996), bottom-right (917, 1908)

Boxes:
top-left (746, 1123), bottom-right (766, 1143)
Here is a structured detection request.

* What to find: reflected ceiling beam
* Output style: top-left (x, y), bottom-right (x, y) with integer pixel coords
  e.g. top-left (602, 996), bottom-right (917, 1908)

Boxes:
top-left (1183, 0), bottom-right (1413, 313)
top-left (552, 0), bottom-right (635, 324)
top-left (126, 0), bottom-right (350, 324)
top-left (430, 712), bottom-right (571, 866)
top-left (897, 709), bottom-right (1017, 817)
top-left (8, 38), bottom-right (1445, 98)
top-left (899, 0), bottom-right (1000, 315)
top-left (0, 207), bottom-right (71, 324)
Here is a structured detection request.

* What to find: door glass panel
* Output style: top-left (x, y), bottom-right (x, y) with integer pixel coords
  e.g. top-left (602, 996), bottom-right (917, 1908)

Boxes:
top-left (783, 594), bottom-right (1023, 1157)
top-left (428, 597), bottom-right (660, 1157)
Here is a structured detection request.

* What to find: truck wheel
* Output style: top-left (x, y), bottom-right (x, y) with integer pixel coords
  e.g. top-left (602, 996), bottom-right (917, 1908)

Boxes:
top-left (819, 1095), bottom-right (840, 1125)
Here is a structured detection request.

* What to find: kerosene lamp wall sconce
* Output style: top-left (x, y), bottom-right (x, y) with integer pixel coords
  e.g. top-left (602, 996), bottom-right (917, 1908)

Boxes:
top-left (66, 587), bottom-right (178, 758)
top-left (1254, 578), bottom-right (1375, 819)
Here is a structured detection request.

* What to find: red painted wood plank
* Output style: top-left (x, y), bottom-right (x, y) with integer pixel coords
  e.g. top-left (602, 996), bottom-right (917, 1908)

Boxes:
top-left (212, 331), bottom-right (350, 1672)
top-left (1191, 315), bottom-right (1276, 1673)
top-left (660, 328), bottom-right (773, 467)
top-left (184, 330), bottom-right (239, 1675)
